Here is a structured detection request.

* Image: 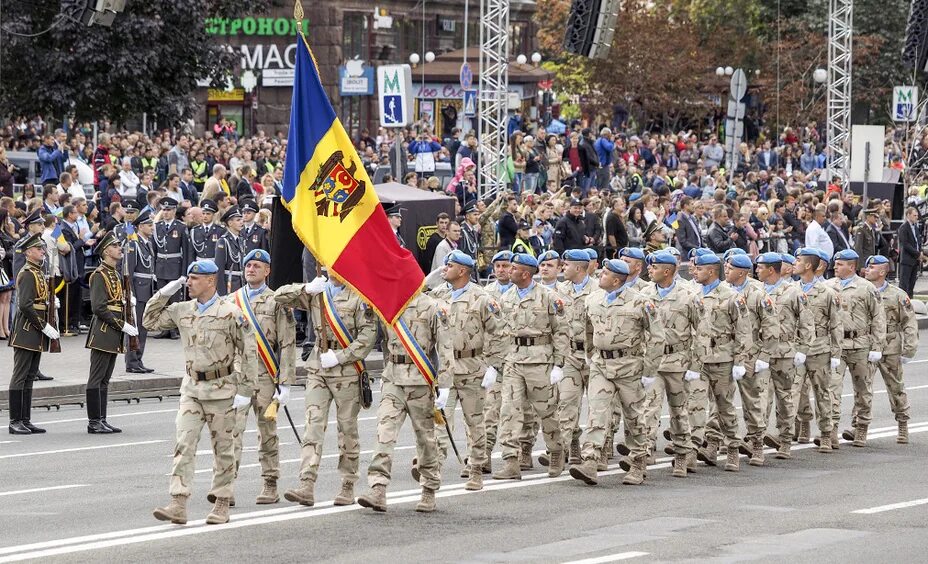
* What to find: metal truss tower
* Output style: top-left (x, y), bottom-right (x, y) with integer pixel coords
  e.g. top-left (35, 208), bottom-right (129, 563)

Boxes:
top-left (826, 0), bottom-right (853, 189)
top-left (478, 0), bottom-right (510, 198)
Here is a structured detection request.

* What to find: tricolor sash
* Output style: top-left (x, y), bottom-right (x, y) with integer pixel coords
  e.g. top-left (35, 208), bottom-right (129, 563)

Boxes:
top-left (391, 318), bottom-right (437, 388)
top-left (234, 287), bottom-right (280, 384)
top-left (321, 287), bottom-right (366, 376)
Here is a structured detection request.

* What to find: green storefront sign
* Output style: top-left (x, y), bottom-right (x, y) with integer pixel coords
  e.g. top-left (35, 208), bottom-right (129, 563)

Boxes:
top-left (205, 17), bottom-right (309, 36)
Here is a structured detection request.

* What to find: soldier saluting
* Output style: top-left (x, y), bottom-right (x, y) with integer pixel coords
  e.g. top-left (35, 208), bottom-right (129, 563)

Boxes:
top-left (215, 205), bottom-right (245, 296)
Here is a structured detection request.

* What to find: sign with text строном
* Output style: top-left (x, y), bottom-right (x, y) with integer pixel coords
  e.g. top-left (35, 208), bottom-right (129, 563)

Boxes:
top-left (378, 65), bottom-right (413, 127)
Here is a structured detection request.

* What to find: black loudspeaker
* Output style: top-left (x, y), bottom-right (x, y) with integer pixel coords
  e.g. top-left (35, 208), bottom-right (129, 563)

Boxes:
top-left (903, 0), bottom-right (928, 71)
top-left (563, 0), bottom-right (620, 60)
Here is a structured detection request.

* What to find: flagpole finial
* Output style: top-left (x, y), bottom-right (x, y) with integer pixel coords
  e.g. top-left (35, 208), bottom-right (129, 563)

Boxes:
top-left (294, 0), bottom-right (304, 29)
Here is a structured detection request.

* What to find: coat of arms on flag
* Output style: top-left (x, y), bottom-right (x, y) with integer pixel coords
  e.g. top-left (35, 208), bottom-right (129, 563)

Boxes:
top-left (312, 150), bottom-right (366, 222)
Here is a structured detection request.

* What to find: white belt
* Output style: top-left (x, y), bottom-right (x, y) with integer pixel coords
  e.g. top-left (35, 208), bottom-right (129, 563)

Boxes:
top-left (135, 273), bottom-right (155, 280)
top-left (160, 253), bottom-right (182, 259)
top-left (224, 270), bottom-right (242, 277)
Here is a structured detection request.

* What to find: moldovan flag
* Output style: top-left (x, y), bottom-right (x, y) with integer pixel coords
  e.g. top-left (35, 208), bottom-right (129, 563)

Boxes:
top-left (281, 35), bottom-right (423, 324)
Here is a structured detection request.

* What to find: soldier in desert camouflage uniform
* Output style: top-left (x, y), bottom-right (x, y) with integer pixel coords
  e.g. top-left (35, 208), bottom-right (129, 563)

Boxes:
top-left (146, 260), bottom-right (255, 526)
top-left (277, 272), bottom-right (376, 508)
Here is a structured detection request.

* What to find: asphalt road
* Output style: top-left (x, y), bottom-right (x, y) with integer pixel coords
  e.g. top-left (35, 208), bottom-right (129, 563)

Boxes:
top-left (2, 344), bottom-right (928, 563)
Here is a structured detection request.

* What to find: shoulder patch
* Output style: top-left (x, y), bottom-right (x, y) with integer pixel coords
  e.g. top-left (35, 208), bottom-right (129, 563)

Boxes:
top-left (644, 301), bottom-right (656, 317)
top-left (436, 307), bottom-right (448, 322)
top-left (762, 296), bottom-right (774, 311)
top-left (902, 295), bottom-right (913, 311)
top-left (488, 300), bottom-right (500, 314)
top-left (736, 296), bottom-right (747, 314)
top-left (550, 297), bottom-right (565, 316)
top-left (797, 293), bottom-right (807, 306)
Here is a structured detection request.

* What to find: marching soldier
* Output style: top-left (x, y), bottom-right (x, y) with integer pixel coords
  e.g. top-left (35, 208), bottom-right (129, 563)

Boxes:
top-left (690, 253), bottom-right (750, 472)
top-left (146, 260), bottom-right (256, 525)
top-left (153, 197), bottom-right (188, 339)
top-left (85, 231), bottom-right (139, 434)
top-left (215, 205), bottom-right (245, 296)
top-left (277, 271), bottom-right (376, 508)
top-left (228, 249), bottom-right (296, 505)
top-left (864, 255), bottom-right (917, 444)
top-left (482, 250), bottom-right (514, 472)
top-left (641, 251), bottom-right (698, 477)
top-left (7, 233), bottom-right (58, 435)
top-left (618, 247), bottom-right (648, 291)
top-left (357, 292), bottom-right (449, 513)
top-left (537, 250), bottom-right (561, 290)
top-left (585, 248), bottom-right (599, 279)
top-left (492, 253), bottom-right (568, 481)
top-left (827, 249), bottom-right (886, 448)
top-left (240, 199), bottom-right (269, 255)
top-left (125, 210), bottom-right (157, 374)
top-left (568, 258), bottom-right (663, 486)
top-left (189, 199), bottom-right (222, 260)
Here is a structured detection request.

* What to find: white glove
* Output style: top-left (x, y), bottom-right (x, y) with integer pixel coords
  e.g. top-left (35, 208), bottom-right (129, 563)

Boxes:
top-left (550, 366), bottom-right (564, 385)
top-left (424, 267), bottom-right (446, 290)
top-left (754, 359), bottom-right (769, 373)
top-left (641, 375), bottom-right (656, 388)
top-left (732, 365), bottom-right (746, 381)
top-left (684, 370), bottom-right (700, 381)
top-left (319, 349), bottom-right (339, 369)
top-left (793, 352), bottom-right (807, 366)
top-left (41, 323), bottom-right (60, 340)
top-left (130, 294), bottom-right (137, 307)
top-left (273, 385), bottom-right (291, 407)
top-left (304, 276), bottom-right (326, 295)
top-left (232, 394), bottom-right (252, 410)
top-left (121, 323), bottom-right (139, 337)
top-left (482, 366), bottom-right (498, 389)
top-left (159, 276), bottom-right (186, 297)
top-left (902, 356), bottom-right (913, 365)
top-left (435, 388), bottom-right (450, 410)
top-left (830, 357), bottom-right (841, 370)
top-left (867, 351), bottom-right (882, 363)
top-left (54, 297), bottom-right (61, 309)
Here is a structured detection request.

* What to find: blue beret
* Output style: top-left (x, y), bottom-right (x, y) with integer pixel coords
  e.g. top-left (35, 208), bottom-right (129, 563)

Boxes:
top-left (865, 255), bottom-right (889, 266)
top-left (187, 259), bottom-right (218, 275)
top-left (665, 246), bottom-right (681, 257)
top-left (491, 251), bottom-right (513, 263)
top-left (756, 252), bottom-right (783, 265)
top-left (619, 247), bottom-right (646, 261)
top-left (564, 249), bottom-right (591, 262)
top-left (647, 251), bottom-right (677, 265)
top-left (722, 248), bottom-right (747, 260)
top-left (779, 253), bottom-right (796, 265)
top-left (243, 249), bottom-right (271, 266)
top-left (538, 250), bottom-right (560, 263)
top-left (629, 192), bottom-right (642, 202)
top-left (694, 253), bottom-right (721, 266)
top-left (689, 248), bottom-right (714, 259)
top-left (584, 248), bottom-right (598, 260)
top-left (816, 249), bottom-right (832, 262)
top-left (511, 253), bottom-right (538, 269)
top-left (445, 250), bottom-right (475, 268)
top-left (728, 254), bottom-right (754, 269)
top-left (797, 248), bottom-right (832, 263)
top-left (834, 249), bottom-right (860, 262)
top-left (602, 258), bottom-right (630, 275)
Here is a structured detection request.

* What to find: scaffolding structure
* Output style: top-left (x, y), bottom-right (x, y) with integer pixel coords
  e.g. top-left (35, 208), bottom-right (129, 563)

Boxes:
top-left (825, 0), bottom-right (853, 189)
top-left (477, 0), bottom-right (510, 198)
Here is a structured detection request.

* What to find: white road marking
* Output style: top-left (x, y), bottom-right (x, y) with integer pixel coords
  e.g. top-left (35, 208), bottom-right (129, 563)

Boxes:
top-left (188, 444), bottom-right (416, 474)
top-left (33, 409), bottom-right (178, 425)
top-left (3, 421), bottom-right (925, 562)
top-left (0, 441), bottom-right (20, 445)
top-left (0, 485), bottom-right (89, 497)
top-left (561, 552), bottom-right (650, 564)
top-left (0, 441), bottom-right (167, 460)
top-left (851, 498), bottom-right (928, 514)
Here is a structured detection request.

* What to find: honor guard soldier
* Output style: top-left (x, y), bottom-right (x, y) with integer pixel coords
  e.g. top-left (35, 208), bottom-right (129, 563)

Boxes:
top-left (125, 211), bottom-right (157, 374)
top-left (568, 258), bottom-right (664, 486)
top-left (431, 250), bottom-right (502, 491)
top-left (146, 260), bottom-right (256, 526)
top-left (229, 249), bottom-right (296, 506)
top-left (827, 249), bottom-right (886, 447)
top-left (357, 292), bottom-right (449, 514)
top-left (189, 199), bottom-right (222, 260)
top-left (215, 205), bottom-right (245, 296)
top-left (864, 255), bottom-right (917, 444)
top-left (153, 197), bottom-right (188, 338)
top-left (11, 209), bottom-right (45, 280)
top-left (240, 199), bottom-right (269, 255)
top-left (276, 272), bottom-right (376, 508)
top-left (482, 250), bottom-right (515, 472)
top-left (113, 201), bottom-right (141, 244)
top-left (492, 253), bottom-right (568, 482)
top-left (85, 232), bottom-right (139, 434)
top-left (640, 250), bottom-right (698, 477)
top-left (7, 233), bottom-right (58, 435)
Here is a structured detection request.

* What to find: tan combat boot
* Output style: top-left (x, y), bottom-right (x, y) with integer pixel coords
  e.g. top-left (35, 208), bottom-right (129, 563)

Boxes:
top-left (283, 478), bottom-right (315, 506)
top-left (616, 442), bottom-right (630, 456)
top-left (206, 497), bottom-right (230, 525)
top-left (817, 432), bottom-right (832, 453)
top-left (492, 457), bottom-right (521, 480)
top-left (622, 456), bottom-right (646, 485)
top-left (519, 445), bottom-right (533, 470)
top-left (568, 459), bottom-right (598, 485)
top-left (410, 457), bottom-right (421, 482)
top-left (464, 466), bottom-right (483, 491)
top-left (724, 447), bottom-right (740, 472)
top-left (597, 449), bottom-right (608, 471)
top-left (749, 438), bottom-right (765, 466)
top-left (481, 451), bottom-right (492, 474)
top-left (798, 421), bottom-right (811, 444)
top-left (568, 438), bottom-right (581, 465)
top-left (853, 425), bottom-right (868, 447)
top-left (686, 451), bottom-right (697, 473)
top-left (898, 421), bottom-right (909, 444)
top-left (333, 481), bottom-right (355, 506)
top-left (538, 452), bottom-right (551, 467)
top-left (357, 484), bottom-right (387, 512)
top-left (206, 493), bottom-right (235, 507)
top-left (775, 441), bottom-right (792, 459)
top-left (152, 494), bottom-right (188, 524)
top-left (415, 487), bottom-right (436, 512)
top-left (672, 454), bottom-right (687, 478)
top-left (831, 425), bottom-right (841, 450)
top-left (697, 440), bottom-right (719, 466)
top-left (255, 479), bottom-right (279, 505)
top-left (548, 451), bottom-right (565, 478)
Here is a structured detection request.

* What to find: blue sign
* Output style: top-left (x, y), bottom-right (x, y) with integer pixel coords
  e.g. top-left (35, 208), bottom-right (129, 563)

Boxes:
top-left (459, 62), bottom-right (473, 90)
top-left (338, 63), bottom-right (374, 96)
top-left (463, 89), bottom-right (477, 118)
top-left (382, 95), bottom-right (405, 126)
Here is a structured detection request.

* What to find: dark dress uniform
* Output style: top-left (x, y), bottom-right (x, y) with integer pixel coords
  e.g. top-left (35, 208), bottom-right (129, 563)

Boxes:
top-left (215, 206), bottom-right (244, 296)
top-left (189, 199), bottom-right (222, 260)
top-left (240, 200), bottom-right (269, 255)
top-left (125, 211), bottom-right (157, 373)
top-left (153, 199), bottom-right (188, 338)
top-left (85, 232), bottom-right (130, 434)
top-left (7, 233), bottom-right (54, 435)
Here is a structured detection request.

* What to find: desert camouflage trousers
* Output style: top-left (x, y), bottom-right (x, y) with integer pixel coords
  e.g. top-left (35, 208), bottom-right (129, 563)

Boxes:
top-left (298, 372), bottom-right (362, 484)
top-left (437, 372), bottom-right (487, 468)
top-left (368, 383), bottom-right (440, 490)
top-left (498, 363), bottom-right (561, 460)
top-left (169, 395), bottom-right (237, 499)
top-left (581, 359), bottom-right (648, 461)
top-left (642, 371), bottom-right (691, 455)
top-left (232, 376), bottom-right (280, 482)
